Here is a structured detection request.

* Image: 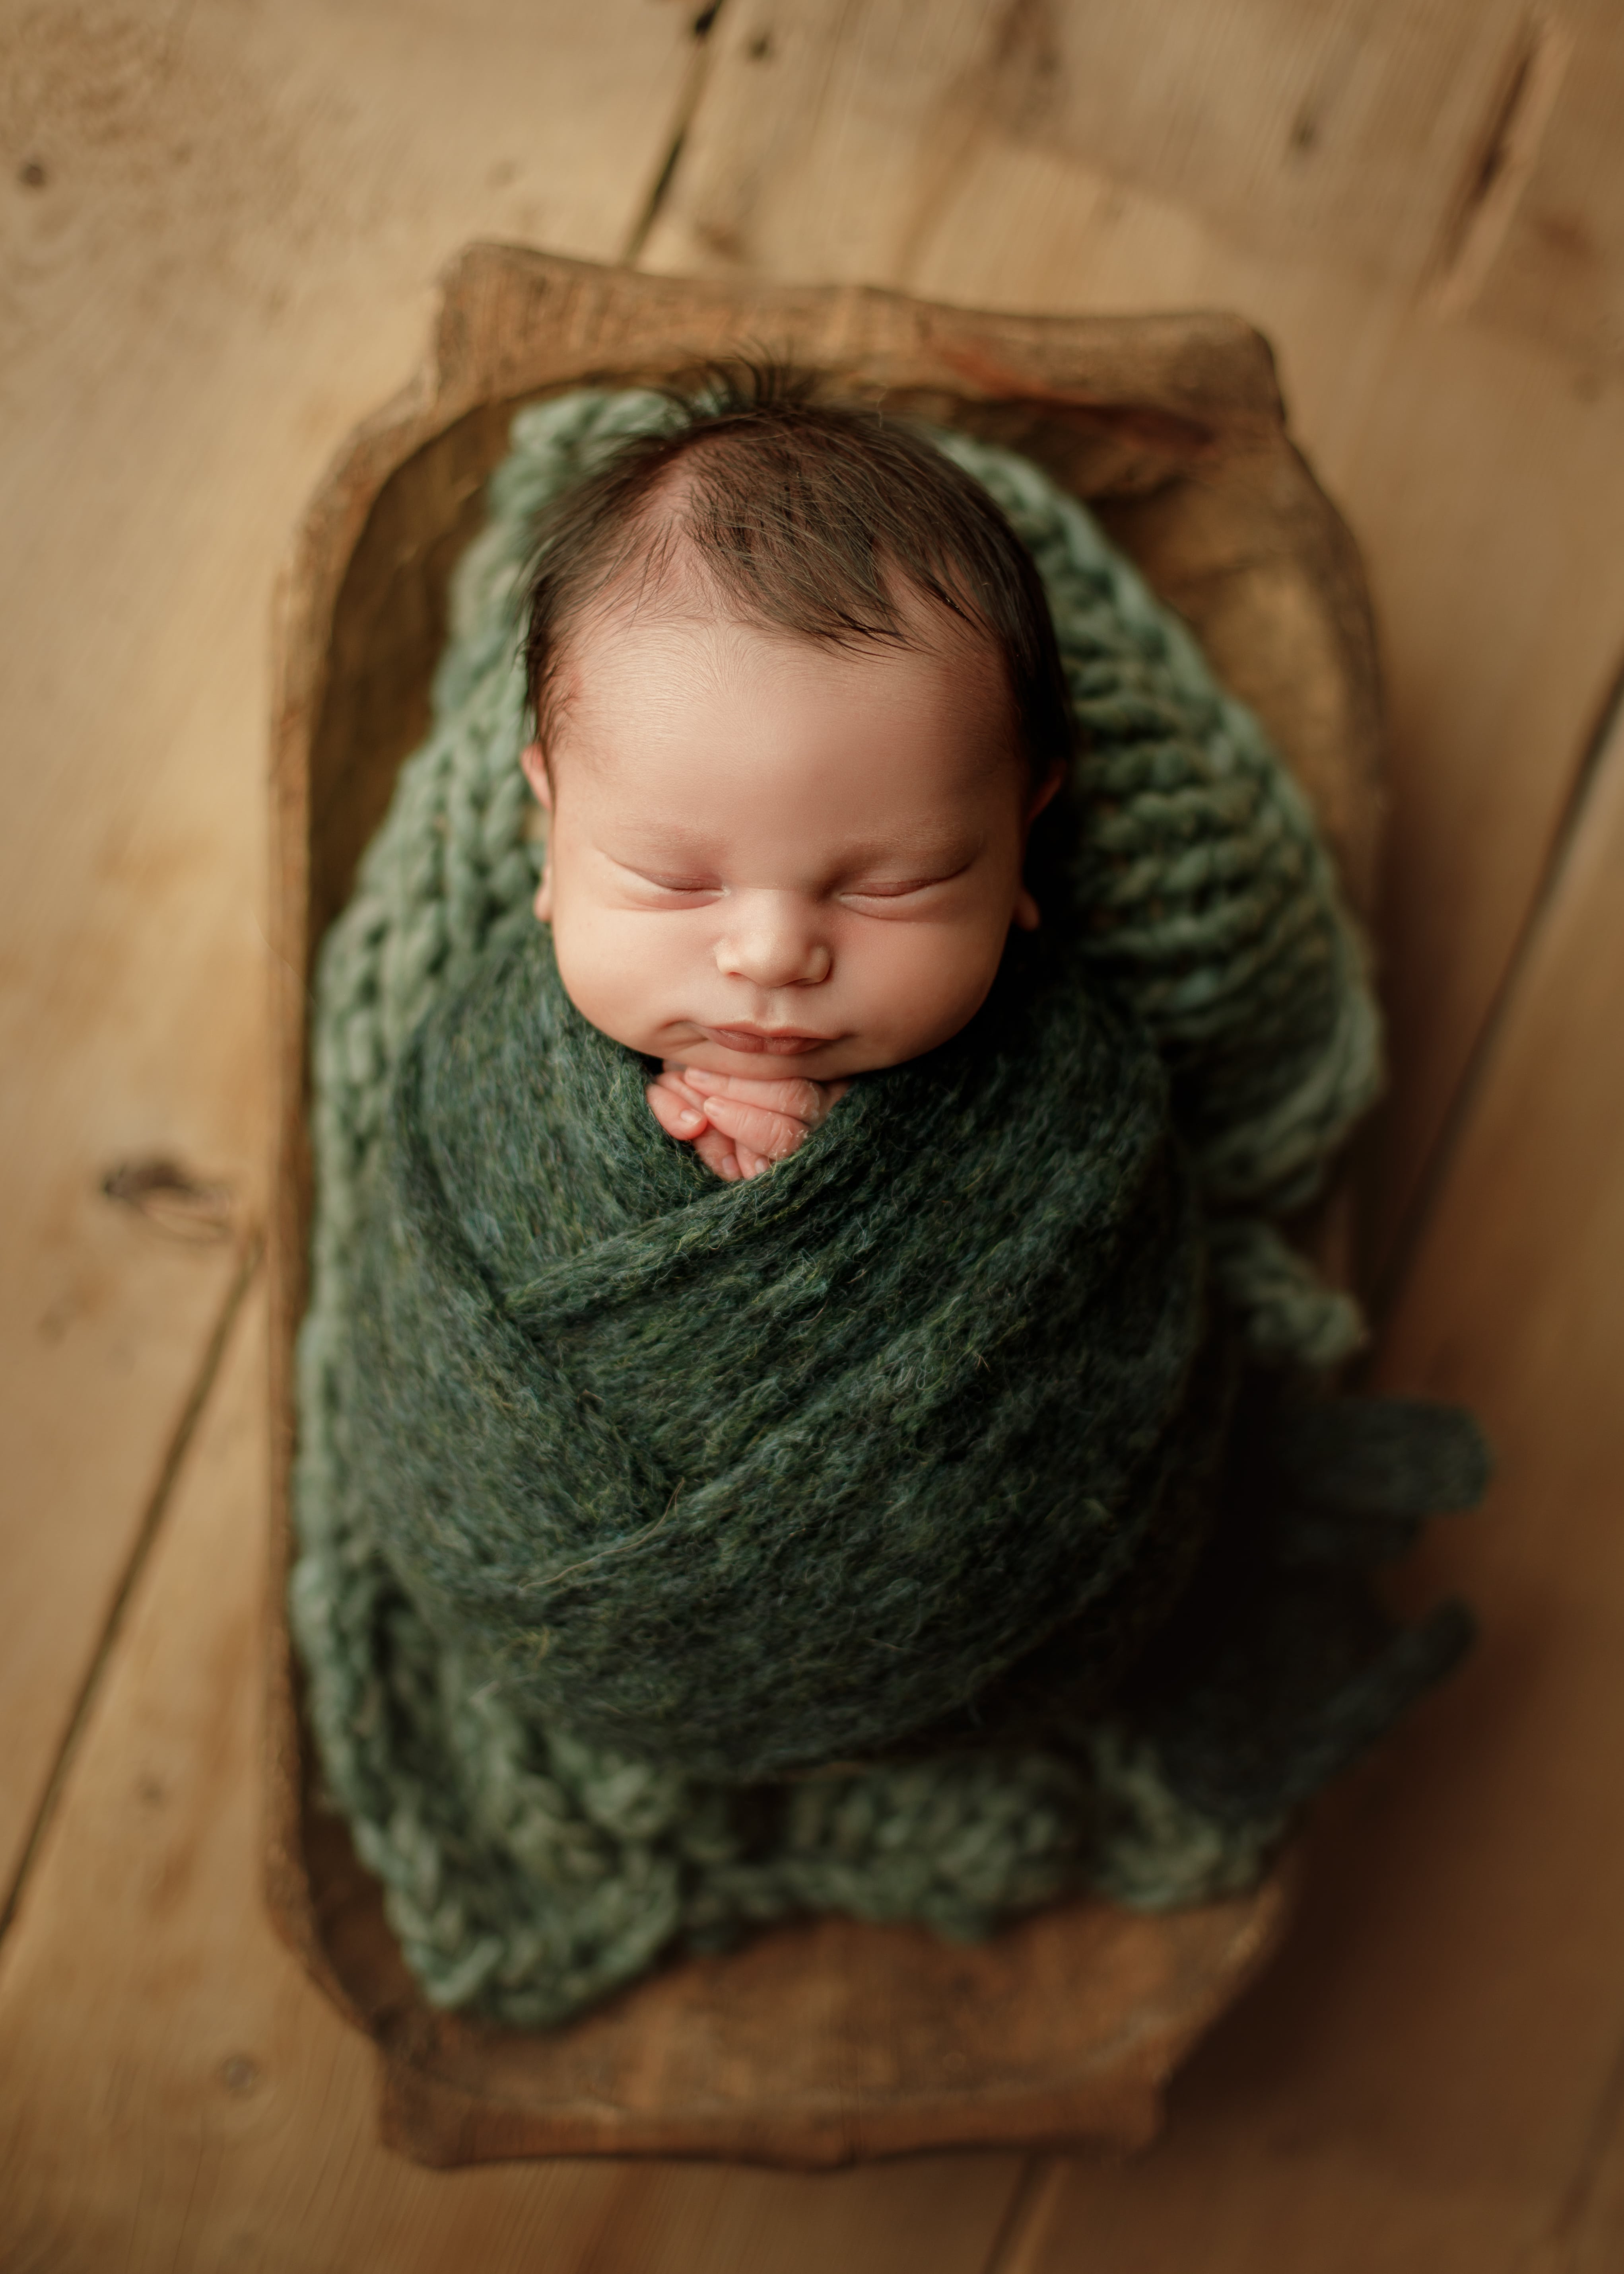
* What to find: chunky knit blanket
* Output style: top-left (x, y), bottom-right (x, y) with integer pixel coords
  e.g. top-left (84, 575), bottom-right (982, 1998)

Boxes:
top-left (292, 393), bottom-right (1477, 2027)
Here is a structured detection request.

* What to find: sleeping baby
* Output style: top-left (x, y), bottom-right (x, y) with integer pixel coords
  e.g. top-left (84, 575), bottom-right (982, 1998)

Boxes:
top-left (292, 368), bottom-right (1485, 2028)
top-left (516, 375), bottom-right (1068, 1179)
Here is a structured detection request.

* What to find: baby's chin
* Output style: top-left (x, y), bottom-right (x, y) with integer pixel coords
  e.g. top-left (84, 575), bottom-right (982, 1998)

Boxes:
top-left (586, 1012), bottom-right (896, 1081)
top-left (657, 1029), bottom-right (877, 1081)
top-left (577, 1000), bottom-right (998, 1079)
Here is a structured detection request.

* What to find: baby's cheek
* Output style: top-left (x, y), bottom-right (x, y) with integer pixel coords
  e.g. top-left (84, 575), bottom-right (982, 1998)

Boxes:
top-left (551, 901), bottom-right (673, 1056)
top-left (851, 918), bottom-right (1007, 1063)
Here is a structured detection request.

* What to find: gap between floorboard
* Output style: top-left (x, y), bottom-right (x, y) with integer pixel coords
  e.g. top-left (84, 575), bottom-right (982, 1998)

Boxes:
top-left (1530, 2021), bottom-right (1624, 2273)
top-left (622, 0), bottom-right (733, 268)
top-left (0, 1231), bottom-right (263, 1948)
top-left (979, 2156), bottom-right (1075, 2274)
top-left (1372, 635), bottom-right (1624, 1334)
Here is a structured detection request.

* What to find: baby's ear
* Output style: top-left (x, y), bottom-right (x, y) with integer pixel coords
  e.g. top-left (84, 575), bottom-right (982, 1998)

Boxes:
top-left (521, 741), bottom-right (553, 810)
top-left (521, 743), bottom-right (554, 920)
top-left (1025, 760), bottom-right (1066, 825)
top-left (1013, 761), bottom-right (1065, 931)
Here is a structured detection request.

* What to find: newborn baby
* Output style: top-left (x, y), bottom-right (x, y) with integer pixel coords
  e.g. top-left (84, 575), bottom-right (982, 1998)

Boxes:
top-left (517, 376), bottom-right (1070, 1177)
top-left (294, 372), bottom-right (1486, 2028)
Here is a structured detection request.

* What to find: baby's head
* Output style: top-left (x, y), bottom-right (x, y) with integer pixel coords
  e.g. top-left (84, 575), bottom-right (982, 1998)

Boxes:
top-left (520, 370), bottom-right (1072, 1084)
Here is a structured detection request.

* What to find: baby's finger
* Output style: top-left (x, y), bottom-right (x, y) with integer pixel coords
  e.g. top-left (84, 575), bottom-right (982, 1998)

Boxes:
top-left (737, 1143), bottom-right (773, 1180)
top-left (672, 1068), bottom-right (839, 1128)
top-left (652, 1078), bottom-right (712, 1133)
top-left (692, 1124), bottom-right (742, 1182)
top-left (696, 1093), bottom-right (812, 1162)
top-left (651, 1065), bottom-right (709, 1107)
top-left (646, 1080), bottom-right (708, 1142)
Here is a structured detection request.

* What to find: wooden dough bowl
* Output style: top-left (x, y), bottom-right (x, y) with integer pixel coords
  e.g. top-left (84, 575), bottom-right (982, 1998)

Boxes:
top-left (266, 245), bottom-right (1381, 2170)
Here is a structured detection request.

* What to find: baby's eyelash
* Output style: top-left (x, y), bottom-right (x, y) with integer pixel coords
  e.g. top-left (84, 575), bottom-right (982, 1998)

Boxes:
top-left (626, 870), bottom-right (720, 894)
top-left (615, 864), bottom-right (966, 900)
top-left (843, 867), bottom-right (966, 899)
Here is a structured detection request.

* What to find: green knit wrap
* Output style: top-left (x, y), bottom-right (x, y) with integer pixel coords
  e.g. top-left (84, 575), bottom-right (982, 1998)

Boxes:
top-left (291, 392), bottom-right (1468, 2029)
top-left (353, 916), bottom-right (1220, 1783)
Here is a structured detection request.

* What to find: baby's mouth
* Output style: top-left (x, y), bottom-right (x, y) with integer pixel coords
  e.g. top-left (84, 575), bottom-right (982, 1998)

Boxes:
top-left (699, 1024), bottom-right (835, 1056)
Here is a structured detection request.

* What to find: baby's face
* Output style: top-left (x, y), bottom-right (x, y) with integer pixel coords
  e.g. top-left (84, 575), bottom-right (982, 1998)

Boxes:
top-left (524, 603), bottom-right (1049, 1084)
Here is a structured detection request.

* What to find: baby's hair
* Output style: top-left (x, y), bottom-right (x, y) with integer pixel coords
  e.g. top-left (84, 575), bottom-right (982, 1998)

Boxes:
top-left (521, 364), bottom-right (1075, 786)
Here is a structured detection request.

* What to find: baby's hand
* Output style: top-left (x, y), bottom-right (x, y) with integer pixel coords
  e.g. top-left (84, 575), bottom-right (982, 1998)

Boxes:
top-left (647, 1062), bottom-right (849, 1182)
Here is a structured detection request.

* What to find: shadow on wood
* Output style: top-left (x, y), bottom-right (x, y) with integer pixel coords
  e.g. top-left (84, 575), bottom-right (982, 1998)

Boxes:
top-left (266, 245), bottom-right (1381, 2169)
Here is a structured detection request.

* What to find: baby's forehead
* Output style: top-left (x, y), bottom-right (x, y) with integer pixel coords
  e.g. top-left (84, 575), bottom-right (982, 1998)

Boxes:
top-left (549, 615), bottom-right (1027, 874)
top-left (567, 614), bottom-right (1011, 768)
top-left (561, 579), bottom-right (1011, 712)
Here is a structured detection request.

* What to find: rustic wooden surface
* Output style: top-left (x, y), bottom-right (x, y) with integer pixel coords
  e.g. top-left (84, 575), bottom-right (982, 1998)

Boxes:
top-left (3, 0), bottom-right (1624, 2263)
top-left (643, 0), bottom-right (1624, 1276)
top-left (0, 1294), bottom-right (1035, 2271)
top-left (0, 0), bottom-right (699, 1903)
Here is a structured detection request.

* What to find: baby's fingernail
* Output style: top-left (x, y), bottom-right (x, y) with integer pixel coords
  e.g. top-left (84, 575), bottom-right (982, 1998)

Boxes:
top-left (677, 1109), bottom-right (701, 1129)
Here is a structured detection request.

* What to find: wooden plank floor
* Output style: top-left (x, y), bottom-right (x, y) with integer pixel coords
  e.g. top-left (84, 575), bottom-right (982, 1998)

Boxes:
top-left (3, 1), bottom-right (1623, 2263)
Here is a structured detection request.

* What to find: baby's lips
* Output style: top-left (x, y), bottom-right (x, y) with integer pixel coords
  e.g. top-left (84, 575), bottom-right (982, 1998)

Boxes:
top-left (696, 1024), bottom-right (835, 1058)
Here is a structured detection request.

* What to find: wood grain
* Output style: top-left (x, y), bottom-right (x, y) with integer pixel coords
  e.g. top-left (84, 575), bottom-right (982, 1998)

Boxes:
top-left (2, 0), bottom-right (1621, 2259)
top-left (640, 0), bottom-right (1624, 1274)
top-left (0, 0), bottom-right (696, 1895)
top-left (0, 1288), bottom-right (1032, 2273)
top-left (371, 1887), bottom-right (1289, 2169)
top-left (270, 243), bottom-right (1376, 2165)
top-left (1461, 0), bottom-right (1624, 367)
top-left (983, 638), bottom-right (1624, 2274)
top-left (644, 0), bottom-right (1533, 294)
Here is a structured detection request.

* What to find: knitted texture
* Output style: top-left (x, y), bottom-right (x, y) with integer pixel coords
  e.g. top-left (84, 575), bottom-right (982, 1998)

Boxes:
top-left (291, 392), bottom-right (1457, 2028)
top-left (353, 917), bottom-right (1218, 1781)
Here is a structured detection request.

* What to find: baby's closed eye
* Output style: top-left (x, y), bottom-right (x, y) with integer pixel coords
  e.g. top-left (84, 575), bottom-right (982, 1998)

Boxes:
top-left (618, 863), bottom-right (723, 901)
top-left (837, 852), bottom-right (977, 906)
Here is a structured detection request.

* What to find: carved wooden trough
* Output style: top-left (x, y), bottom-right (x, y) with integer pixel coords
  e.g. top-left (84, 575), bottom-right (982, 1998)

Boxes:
top-left (266, 244), bottom-right (1381, 2168)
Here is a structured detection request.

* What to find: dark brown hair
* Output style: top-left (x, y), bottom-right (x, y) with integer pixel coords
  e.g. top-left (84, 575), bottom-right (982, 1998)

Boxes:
top-left (521, 365), bottom-right (1074, 786)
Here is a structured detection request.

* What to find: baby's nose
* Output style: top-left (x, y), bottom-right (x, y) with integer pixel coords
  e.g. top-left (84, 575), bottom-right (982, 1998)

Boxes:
top-left (714, 897), bottom-right (831, 988)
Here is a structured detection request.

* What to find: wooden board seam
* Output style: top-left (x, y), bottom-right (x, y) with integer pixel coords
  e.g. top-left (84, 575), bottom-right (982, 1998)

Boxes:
top-left (977, 2157), bottom-right (1056, 2274)
top-left (621, 2), bottom-right (736, 267)
top-left (1371, 638), bottom-right (1624, 1330)
top-left (1539, 2023), bottom-right (1624, 2271)
top-left (0, 1233), bottom-right (262, 1947)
